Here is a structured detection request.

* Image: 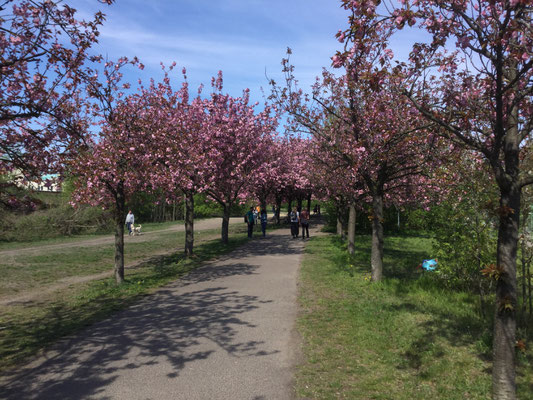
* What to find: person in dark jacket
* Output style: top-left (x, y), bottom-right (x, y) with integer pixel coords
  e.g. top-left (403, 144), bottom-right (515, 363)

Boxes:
top-left (289, 207), bottom-right (299, 238)
top-left (300, 208), bottom-right (310, 239)
top-left (260, 208), bottom-right (268, 237)
top-left (245, 207), bottom-right (255, 238)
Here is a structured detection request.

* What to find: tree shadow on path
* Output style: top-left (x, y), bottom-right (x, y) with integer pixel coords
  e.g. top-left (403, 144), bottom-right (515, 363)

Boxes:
top-left (214, 230), bottom-right (305, 261)
top-left (0, 265), bottom-right (276, 399)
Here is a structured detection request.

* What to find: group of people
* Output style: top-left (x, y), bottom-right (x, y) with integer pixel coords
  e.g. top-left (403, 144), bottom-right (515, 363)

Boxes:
top-left (244, 205), bottom-right (312, 240)
top-left (245, 206), bottom-right (268, 238)
top-left (289, 207), bottom-right (310, 239)
top-left (126, 204), bottom-right (316, 240)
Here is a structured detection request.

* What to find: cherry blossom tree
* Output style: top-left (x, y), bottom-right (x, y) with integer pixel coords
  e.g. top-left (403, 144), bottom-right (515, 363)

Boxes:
top-left (336, 1), bottom-right (532, 397)
top-left (141, 66), bottom-right (209, 256)
top-left (271, 47), bottom-right (444, 281)
top-left (248, 135), bottom-right (293, 224)
top-left (202, 73), bottom-right (278, 243)
top-left (0, 0), bottom-right (113, 180)
top-left (257, 135), bottom-right (313, 219)
top-left (69, 59), bottom-right (148, 284)
top-left (307, 136), bottom-right (365, 251)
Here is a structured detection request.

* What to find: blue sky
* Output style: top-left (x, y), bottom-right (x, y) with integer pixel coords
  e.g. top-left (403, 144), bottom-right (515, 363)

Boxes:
top-left (69, 0), bottom-right (352, 102)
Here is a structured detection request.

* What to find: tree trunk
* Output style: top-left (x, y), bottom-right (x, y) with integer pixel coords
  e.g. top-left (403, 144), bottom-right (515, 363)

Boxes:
top-left (184, 191), bottom-right (194, 257)
top-left (114, 183), bottom-right (125, 284)
top-left (172, 201), bottom-right (176, 221)
top-left (221, 204), bottom-right (231, 244)
top-left (491, 83), bottom-right (521, 399)
top-left (259, 195), bottom-right (267, 211)
top-left (287, 198), bottom-right (292, 215)
top-left (492, 183), bottom-right (519, 400)
top-left (307, 193), bottom-right (312, 213)
top-left (527, 261), bottom-right (533, 320)
top-left (275, 195), bottom-right (282, 224)
top-left (348, 203), bottom-right (356, 255)
top-left (371, 191), bottom-right (384, 282)
top-left (297, 196), bottom-right (303, 212)
top-left (336, 203), bottom-right (347, 239)
top-left (521, 239), bottom-right (526, 321)
top-left (397, 206), bottom-right (400, 230)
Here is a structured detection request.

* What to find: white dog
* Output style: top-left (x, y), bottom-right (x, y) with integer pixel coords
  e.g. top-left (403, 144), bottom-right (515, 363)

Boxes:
top-left (133, 224), bottom-right (142, 235)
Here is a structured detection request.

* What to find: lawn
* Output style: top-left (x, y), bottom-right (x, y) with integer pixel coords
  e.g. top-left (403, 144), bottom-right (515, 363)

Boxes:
top-left (0, 223), bottom-right (247, 297)
top-left (297, 234), bottom-right (533, 399)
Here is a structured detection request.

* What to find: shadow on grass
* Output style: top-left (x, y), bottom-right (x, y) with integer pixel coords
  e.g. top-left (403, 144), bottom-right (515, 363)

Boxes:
top-left (388, 300), bottom-right (492, 368)
top-left (328, 234), bottom-right (428, 279)
top-left (324, 234), bottom-right (494, 368)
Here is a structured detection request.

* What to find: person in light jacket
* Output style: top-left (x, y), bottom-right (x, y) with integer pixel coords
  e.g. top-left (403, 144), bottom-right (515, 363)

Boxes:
top-left (125, 210), bottom-right (135, 236)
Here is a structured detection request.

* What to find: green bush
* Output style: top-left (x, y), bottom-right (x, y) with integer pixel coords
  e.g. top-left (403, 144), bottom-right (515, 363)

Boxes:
top-left (0, 204), bottom-right (113, 242)
top-left (193, 194), bottom-right (247, 218)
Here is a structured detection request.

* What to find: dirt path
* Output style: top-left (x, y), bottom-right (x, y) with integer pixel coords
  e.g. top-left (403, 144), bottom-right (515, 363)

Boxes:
top-left (0, 233), bottom-right (221, 307)
top-left (0, 217), bottom-right (243, 306)
top-left (0, 227), bottom-right (310, 400)
top-left (0, 217), bottom-right (242, 258)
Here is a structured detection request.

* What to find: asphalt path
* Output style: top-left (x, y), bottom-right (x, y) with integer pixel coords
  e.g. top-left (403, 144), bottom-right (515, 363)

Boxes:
top-left (0, 228), bottom-right (308, 400)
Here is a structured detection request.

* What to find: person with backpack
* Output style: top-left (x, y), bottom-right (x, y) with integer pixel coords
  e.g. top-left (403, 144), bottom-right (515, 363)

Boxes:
top-left (289, 207), bottom-right (299, 238)
top-left (300, 208), bottom-right (310, 239)
top-left (245, 207), bottom-right (255, 238)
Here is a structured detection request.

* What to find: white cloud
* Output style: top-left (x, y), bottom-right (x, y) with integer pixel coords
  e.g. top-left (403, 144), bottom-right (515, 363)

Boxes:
top-left (67, 0), bottom-right (348, 100)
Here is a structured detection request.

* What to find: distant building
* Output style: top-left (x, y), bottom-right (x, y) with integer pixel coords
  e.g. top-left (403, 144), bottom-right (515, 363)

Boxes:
top-left (7, 170), bottom-right (62, 193)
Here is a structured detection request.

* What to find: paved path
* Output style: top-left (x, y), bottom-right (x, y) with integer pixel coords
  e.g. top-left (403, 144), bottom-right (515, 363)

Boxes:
top-left (0, 228), bottom-right (307, 400)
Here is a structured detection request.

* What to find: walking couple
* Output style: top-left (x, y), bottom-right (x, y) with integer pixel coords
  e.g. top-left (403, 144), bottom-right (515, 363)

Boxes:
top-left (245, 206), bottom-right (267, 238)
top-left (289, 207), bottom-right (310, 239)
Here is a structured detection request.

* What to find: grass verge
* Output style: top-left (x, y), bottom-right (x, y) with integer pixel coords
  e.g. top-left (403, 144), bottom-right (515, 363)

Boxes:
top-left (297, 234), bottom-right (533, 399)
top-left (0, 233), bottom-right (248, 373)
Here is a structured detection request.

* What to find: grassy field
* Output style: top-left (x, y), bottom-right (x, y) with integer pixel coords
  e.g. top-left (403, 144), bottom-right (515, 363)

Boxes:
top-left (0, 222), bottom-right (248, 372)
top-left (0, 227), bottom-right (230, 297)
top-left (0, 219), bottom-right (186, 251)
top-left (297, 234), bottom-right (533, 399)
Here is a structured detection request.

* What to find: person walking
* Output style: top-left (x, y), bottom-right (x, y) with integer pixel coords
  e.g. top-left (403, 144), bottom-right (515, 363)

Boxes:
top-left (300, 208), bottom-right (310, 239)
top-left (245, 207), bottom-right (255, 238)
top-left (260, 208), bottom-right (268, 237)
top-left (289, 207), bottom-right (299, 238)
top-left (125, 210), bottom-right (135, 236)
top-left (253, 207), bottom-right (259, 231)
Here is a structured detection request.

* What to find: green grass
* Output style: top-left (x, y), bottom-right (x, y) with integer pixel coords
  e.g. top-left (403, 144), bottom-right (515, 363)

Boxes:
top-left (0, 225), bottom-right (246, 297)
top-left (0, 233), bottom-right (248, 372)
top-left (297, 234), bottom-right (533, 399)
top-left (0, 219), bottom-right (189, 251)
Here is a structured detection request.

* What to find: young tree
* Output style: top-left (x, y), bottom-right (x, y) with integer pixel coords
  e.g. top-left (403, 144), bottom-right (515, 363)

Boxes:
top-left (142, 66), bottom-right (209, 256)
